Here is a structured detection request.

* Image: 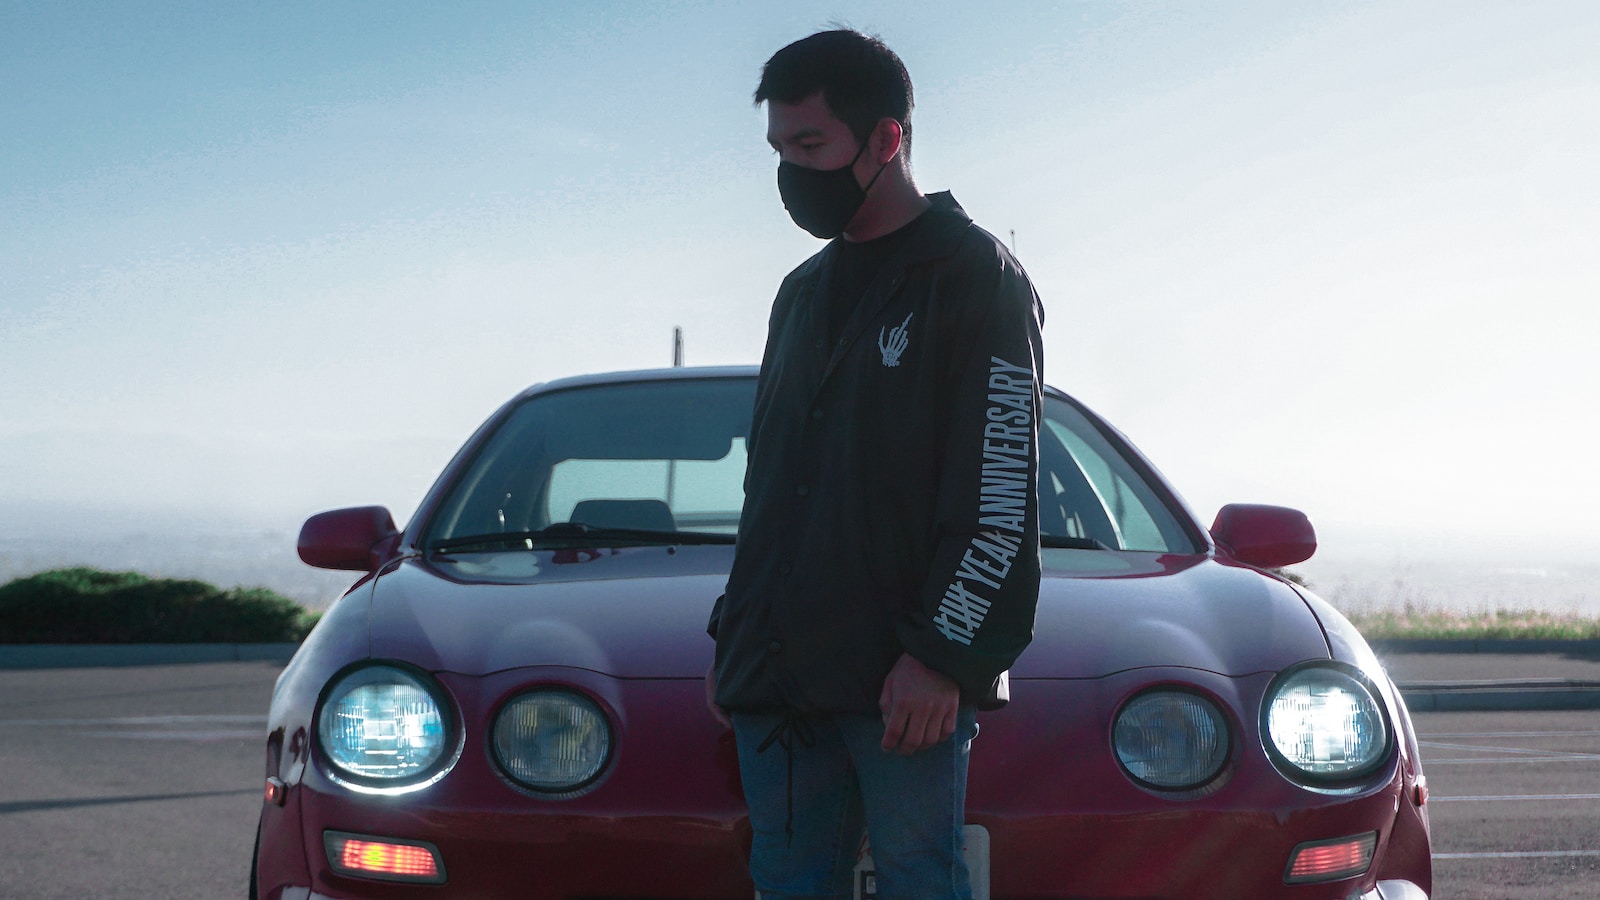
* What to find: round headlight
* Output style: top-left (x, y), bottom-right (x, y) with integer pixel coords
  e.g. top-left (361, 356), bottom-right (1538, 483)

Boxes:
top-left (317, 665), bottom-right (452, 788)
top-left (1264, 664), bottom-right (1390, 782)
top-left (1114, 689), bottom-right (1231, 791)
top-left (492, 689), bottom-right (613, 793)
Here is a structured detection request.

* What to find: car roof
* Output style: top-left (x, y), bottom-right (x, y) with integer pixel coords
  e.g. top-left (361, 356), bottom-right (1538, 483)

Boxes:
top-left (512, 365), bottom-right (763, 402)
top-left (513, 365), bottom-right (1074, 403)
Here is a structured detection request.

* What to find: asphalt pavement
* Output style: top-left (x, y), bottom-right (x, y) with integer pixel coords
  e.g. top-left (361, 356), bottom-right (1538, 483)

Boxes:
top-left (1380, 649), bottom-right (1600, 711)
top-left (1412, 707), bottom-right (1600, 900)
top-left (0, 661), bottom-right (276, 899)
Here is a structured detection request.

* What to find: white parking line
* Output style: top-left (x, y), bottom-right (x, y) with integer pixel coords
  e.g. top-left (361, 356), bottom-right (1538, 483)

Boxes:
top-left (82, 729), bottom-right (262, 741)
top-left (1421, 731), bottom-right (1600, 738)
top-left (1419, 740), bottom-right (1600, 759)
top-left (1433, 845), bottom-right (1600, 851)
top-left (1424, 756), bottom-right (1600, 764)
top-left (0, 715), bottom-right (264, 727)
top-left (1431, 793), bottom-right (1600, 802)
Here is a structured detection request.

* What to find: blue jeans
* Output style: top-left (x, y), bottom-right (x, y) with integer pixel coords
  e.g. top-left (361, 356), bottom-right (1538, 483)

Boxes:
top-left (732, 708), bottom-right (979, 900)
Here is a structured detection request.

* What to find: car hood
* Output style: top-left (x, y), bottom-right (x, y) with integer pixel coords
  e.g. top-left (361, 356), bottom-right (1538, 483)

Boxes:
top-left (366, 549), bottom-right (1330, 679)
top-left (369, 550), bottom-right (728, 677)
top-left (1014, 550), bottom-right (1330, 678)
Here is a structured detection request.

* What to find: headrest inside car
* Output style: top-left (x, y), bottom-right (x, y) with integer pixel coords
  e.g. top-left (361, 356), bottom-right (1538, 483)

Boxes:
top-left (569, 499), bottom-right (677, 533)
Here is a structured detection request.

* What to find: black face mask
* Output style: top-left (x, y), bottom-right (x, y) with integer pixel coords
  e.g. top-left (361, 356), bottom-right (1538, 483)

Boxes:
top-left (776, 140), bottom-right (888, 239)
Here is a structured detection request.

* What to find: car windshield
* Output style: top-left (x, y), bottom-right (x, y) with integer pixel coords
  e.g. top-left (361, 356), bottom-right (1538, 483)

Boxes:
top-left (427, 379), bottom-right (755, 550)
top-left (424, 377), bottom-right (1197, 553)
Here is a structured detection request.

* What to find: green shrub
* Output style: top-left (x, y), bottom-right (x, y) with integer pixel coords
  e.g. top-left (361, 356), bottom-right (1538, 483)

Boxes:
top-left (1346, 605), bottom-right (1600, 641)
top-left (0, 567), bottom-right (318, 643)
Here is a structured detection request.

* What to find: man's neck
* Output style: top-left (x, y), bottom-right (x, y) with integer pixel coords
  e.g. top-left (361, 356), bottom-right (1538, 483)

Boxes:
top-left (841, 173), bottom-right (931, 243)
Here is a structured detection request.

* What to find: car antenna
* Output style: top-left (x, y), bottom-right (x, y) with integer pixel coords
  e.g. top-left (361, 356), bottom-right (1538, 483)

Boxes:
top-left (668, 326), bottom-right (684, 504)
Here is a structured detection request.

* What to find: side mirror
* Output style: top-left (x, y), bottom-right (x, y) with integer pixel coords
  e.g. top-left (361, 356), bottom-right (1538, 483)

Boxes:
top-left (298, 506), bottom-right (400, 571)
top-left (1210, 503), bottom-right (1316, 568)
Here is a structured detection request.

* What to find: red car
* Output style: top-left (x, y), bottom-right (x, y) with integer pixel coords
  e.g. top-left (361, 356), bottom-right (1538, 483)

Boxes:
top-left (253, 366), bottom-right (1431, 899)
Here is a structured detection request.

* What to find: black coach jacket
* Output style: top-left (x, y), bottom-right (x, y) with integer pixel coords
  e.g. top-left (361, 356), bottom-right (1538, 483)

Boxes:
top-left (709, 192), bottom-right (1044, 715)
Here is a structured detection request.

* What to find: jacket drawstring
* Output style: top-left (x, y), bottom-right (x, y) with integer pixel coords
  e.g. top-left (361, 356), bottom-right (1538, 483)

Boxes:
top-left (756, 710), bottom-right (816, 846)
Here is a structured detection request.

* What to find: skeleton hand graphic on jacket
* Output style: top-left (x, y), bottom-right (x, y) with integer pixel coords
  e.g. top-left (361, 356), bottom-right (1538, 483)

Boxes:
top-left (878, 312), bottom-right (913, 367)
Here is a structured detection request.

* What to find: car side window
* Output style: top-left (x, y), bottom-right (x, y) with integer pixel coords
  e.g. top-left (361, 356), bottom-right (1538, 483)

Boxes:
top-left (1038, 398), bottom-right (1193, 553)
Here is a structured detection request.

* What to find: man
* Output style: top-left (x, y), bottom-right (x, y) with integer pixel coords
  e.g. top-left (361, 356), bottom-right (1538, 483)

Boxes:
top-left (706, 29), bottom-right (1044, 900)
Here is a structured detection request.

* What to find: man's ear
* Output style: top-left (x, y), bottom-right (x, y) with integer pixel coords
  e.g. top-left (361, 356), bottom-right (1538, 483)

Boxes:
top-left (871, 117), bottom-right (904, 165)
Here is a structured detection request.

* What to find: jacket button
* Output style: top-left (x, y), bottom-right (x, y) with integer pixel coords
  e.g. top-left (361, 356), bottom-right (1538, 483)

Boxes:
top-left (778, 562), bottom-right (793, 575)
top-left (811, 407), bottom-right (824, 420)
top-left (768, 641), bottom-right (783, 654)
top-left (795, 484), bottom-right (809, 497)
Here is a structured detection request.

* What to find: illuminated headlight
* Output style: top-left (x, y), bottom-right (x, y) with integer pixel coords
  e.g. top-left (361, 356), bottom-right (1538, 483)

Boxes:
top-left (316, 665), bottom-right (454, 790)
top-left (492, 690), bottom-right (612, 793)
top-left (1113, 689), bottom-right (1231, 790)
top-left (1263, 663), bottom-right (1390, 783)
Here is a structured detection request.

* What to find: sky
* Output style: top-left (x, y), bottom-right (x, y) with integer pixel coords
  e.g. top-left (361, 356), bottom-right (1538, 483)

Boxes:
top-left (2, 1), bottom-right (1597, 597)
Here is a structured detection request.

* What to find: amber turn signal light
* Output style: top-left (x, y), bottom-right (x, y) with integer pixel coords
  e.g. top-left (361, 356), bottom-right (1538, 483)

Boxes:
top-left (324, 830), bottom-right (447, 884)
top-left (1284, 831), bottom-right (1377, 884)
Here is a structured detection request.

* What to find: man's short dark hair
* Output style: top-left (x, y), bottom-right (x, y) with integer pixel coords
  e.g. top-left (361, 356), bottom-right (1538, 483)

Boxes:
top-left (755, 29), bottom-right (914, 154)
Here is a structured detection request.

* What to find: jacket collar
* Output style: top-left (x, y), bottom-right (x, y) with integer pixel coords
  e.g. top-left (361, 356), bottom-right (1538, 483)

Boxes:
top-left (806, 191), bottom-right (971, 393)
top-left (824, 190), bottom-right (971, 268)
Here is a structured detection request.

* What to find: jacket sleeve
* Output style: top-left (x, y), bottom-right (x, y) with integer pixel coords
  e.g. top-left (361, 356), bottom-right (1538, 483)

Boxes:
top-left (896, 239), bottom-right (1045, 702)
top-left (707, 592), bottom-right (725, 639)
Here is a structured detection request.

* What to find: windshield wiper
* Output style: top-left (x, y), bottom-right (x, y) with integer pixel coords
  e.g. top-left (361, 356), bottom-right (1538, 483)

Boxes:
top-left (1041, 535), bottom-right (1112, 550)
top-left (431, 522), bottom-right (735, 554)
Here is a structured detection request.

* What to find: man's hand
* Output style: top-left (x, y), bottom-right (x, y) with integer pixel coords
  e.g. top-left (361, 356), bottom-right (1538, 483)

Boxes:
top-left (705, 663), bottom-right (732, 729)
top-left (879, 653), bottom-right (959, 755)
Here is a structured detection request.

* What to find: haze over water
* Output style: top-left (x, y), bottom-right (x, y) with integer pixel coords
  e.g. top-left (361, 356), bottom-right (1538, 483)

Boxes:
top-left (1, 508), bottom-right (1592, 618)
